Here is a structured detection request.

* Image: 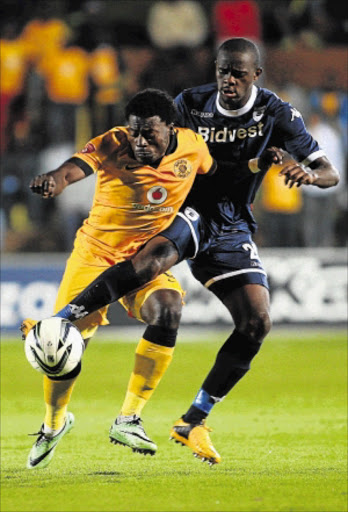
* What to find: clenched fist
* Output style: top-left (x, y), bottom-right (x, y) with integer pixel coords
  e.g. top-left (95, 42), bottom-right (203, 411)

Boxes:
top-left (29, 174), bottom-right (57, 198)
top-left (259, 146), bottom-right (284, 169)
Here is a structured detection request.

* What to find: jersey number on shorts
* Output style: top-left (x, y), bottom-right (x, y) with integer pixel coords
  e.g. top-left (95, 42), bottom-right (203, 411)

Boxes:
top-left (242, 242), bottom-right (259, 261)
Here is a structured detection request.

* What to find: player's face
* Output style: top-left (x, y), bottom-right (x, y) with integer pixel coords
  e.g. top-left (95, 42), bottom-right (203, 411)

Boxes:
top-left (216, 50), bottom-right (262, 109)
top-left (127, 115), bottom-right (172, 165)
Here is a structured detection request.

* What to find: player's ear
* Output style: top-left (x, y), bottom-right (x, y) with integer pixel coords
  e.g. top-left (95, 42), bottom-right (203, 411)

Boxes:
top-left (254, 67), bottom-right (263, 80)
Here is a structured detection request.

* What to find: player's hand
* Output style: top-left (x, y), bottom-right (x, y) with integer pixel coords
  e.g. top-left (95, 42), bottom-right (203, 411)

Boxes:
top-left (259, 146), bottom-right (284, 169)
top-left (29, 174), bottom-right (57, 198)
top-left (279, 163), bottom-right (319, 188)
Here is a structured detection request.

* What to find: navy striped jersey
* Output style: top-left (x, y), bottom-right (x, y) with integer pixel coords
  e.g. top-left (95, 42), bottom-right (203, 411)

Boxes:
top-left (175, 83), bottom-right (324, 233)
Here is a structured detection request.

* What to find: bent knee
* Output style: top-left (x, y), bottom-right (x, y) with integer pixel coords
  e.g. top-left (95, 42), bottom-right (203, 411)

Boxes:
top-left (157, 303), bottom-right (182, 330)
top-left (237, 310), bottom-right (272, 342)
top-left (140, 290), bottom-right (182, 329)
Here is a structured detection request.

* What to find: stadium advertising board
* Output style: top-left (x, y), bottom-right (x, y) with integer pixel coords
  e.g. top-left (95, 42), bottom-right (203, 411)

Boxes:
top-left (1, 249), bottom-right (346, 334)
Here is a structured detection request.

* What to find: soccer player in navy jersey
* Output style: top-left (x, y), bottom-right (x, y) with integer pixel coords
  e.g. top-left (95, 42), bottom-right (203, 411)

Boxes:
top-left (22, 38), bottom-right (339, 465)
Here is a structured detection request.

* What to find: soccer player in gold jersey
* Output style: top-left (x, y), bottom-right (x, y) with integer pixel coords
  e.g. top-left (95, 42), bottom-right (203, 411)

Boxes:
top-left (24, 88), bottom-right (216, 469)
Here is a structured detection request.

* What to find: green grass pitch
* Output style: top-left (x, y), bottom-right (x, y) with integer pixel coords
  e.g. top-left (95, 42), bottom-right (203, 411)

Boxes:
top-left (1, 328), bottom-right (347, 512)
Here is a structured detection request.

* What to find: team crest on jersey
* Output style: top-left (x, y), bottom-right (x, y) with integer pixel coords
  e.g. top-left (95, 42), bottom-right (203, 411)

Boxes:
top-left (173, 159), bottom-right (193, 178)
top-left (253, 106), bottom-right (266, 122)
top-left (147, 186), bottom-right (168, 204)
top-left (81, 143), bottom-right (96, 154)
top-left (290, 107), bottom-right (302, 122)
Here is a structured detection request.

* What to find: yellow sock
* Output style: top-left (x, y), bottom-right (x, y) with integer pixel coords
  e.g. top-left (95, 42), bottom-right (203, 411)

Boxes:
top-left (120, 338), bottom-right (174, 417)
top-left (43, 375), bottom-right (77, 431)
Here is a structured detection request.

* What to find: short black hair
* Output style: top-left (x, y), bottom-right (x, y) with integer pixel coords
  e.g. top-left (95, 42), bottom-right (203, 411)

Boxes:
top-left (125, 88), bottom-right (177, 125)
top-left (217, 38), bottom-right (261, 68)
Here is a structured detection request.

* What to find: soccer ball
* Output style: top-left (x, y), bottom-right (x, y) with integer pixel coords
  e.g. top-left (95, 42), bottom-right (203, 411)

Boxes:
top-left (24, 317), bottom-right (85, 378)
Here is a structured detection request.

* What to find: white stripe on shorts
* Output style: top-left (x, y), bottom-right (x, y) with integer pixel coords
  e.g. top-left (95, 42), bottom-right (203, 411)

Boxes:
top-left (205, 268), bottom-right (268, 289)
top-left (177, 212), bottom-right (199, 258)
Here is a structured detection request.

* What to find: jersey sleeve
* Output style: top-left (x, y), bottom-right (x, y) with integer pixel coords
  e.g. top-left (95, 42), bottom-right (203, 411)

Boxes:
top-left (67, 132), bottom-right (108, 175)
top-left (274, 102), bottom-right (325, 165)
top-left (195, 133), bottom-right (215, 175)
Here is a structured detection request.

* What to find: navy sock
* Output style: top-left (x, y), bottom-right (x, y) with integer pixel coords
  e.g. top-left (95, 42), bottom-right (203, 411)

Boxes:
top-left (56, 260), bottom-right (142, 321)
top-left (202, 330), bottom-right (261, 397)
top-left (183, 404), bottom-right (208, 424)
top-left (183, 330), bottom-right (262, 423)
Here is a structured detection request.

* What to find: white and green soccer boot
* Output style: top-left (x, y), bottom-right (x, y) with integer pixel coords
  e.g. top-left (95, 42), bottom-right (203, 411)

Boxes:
top-left (27, 412), bottom-right (75, 469)
top-left (109, 415), bottom-right (157, 455)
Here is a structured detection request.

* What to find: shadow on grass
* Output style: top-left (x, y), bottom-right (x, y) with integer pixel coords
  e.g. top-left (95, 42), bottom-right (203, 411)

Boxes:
top-left (89, 471), bottom-right (122, 476)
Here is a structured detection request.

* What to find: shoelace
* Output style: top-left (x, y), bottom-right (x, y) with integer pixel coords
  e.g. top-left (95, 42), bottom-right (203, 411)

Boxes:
top-left (28, 428), bottom-right (51, 446)
top-left (116, 415), bottom-right (142, 426)
top-left (200, 422), bottom-right (213, 433)
top-left (186, 419), bottom-right (213, 432)
top-left (28, 422), bottom-right (65, 440)
top-left (132, 418), bottom-right (146, 432)
top-left (28, 426), bottom-right (44, 437)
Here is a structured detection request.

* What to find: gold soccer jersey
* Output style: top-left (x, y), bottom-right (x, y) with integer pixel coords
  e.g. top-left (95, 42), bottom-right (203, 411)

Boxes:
top-left (70, 126), bottom-right (213, 262)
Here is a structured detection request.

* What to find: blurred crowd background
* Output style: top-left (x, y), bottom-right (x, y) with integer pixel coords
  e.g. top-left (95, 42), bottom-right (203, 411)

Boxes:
top-left (1, 0), bottom-right (347, 253)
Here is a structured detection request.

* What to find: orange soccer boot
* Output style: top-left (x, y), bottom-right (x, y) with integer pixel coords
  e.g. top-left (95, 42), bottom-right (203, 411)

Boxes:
top-left (170, 417), bottom-right (221, 465)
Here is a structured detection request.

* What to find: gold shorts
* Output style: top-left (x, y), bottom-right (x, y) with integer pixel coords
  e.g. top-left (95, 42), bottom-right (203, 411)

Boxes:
top-left (54, 250), bottom-right (184, 339)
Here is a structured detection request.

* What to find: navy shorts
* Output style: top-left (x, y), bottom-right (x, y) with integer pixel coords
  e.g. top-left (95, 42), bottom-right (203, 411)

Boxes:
top-left (161, 206), bottom-right (269, 300)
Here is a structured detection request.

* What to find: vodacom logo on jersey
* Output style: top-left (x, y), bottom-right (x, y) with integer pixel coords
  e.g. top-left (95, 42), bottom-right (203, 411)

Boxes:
top-left (147, 186), bottom-right (168, 204)
top-left (132, 186), bottom-right (172, 213)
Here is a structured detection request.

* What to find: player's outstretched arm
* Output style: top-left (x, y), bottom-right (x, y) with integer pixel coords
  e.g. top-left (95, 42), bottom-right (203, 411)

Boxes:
top-left (29, 162), bottom-right (87, 198)
top-left (279, 155), bottom-right (340, 189)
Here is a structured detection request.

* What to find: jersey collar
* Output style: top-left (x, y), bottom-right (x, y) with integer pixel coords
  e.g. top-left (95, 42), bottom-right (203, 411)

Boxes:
top-left (216, 85), bottom-right (258, 117)
top-left (165, 131), bottom-right (178, 155)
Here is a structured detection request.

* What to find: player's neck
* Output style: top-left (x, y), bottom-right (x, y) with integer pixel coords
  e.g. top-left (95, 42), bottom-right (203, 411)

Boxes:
top-left (216, 85), bottom-right (257, 117)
